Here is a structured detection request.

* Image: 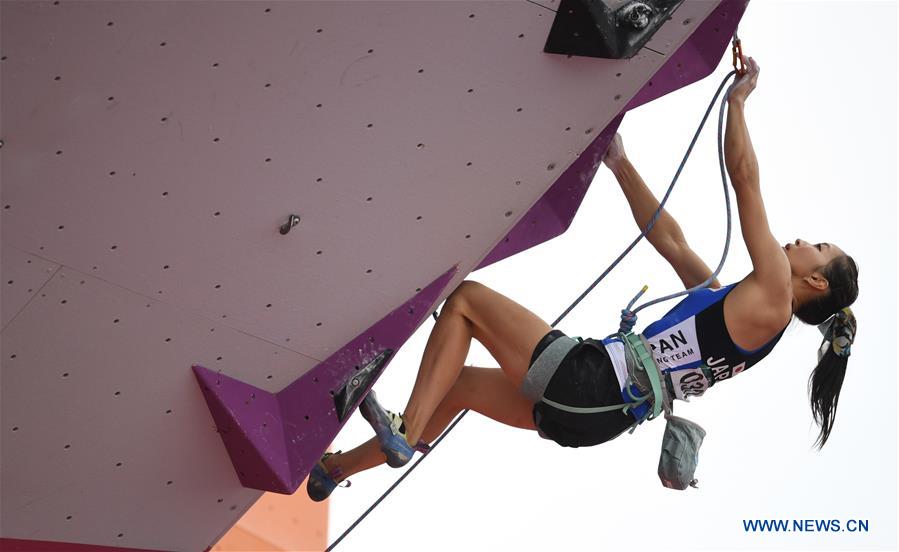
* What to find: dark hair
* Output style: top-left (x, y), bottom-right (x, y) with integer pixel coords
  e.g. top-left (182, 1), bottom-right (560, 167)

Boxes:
top-left (794, 254), bottom-right (859, 450)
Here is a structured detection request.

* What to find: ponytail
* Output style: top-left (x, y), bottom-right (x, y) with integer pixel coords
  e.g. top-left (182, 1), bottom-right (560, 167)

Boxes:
top-left (794, 255), bottom-right (859, 450)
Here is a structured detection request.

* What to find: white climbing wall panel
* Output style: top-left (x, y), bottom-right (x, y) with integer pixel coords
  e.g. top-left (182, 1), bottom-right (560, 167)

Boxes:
top-left (0, 1), bottom-right (723, 550)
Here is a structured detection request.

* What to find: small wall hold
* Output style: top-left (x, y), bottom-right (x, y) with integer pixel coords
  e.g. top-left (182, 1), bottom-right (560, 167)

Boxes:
top-left (279, 214), bottom-right (301, 235)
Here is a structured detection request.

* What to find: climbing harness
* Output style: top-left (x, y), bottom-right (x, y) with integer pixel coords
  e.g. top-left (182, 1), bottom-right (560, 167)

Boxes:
top-left (326, 35), bottom-right (746, 551)
top-left (522, 300), bottom-right (668, 437)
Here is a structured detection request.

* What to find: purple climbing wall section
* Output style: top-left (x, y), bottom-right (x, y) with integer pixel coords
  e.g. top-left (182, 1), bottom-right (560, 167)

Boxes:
top-left (625, 0), bottom-right (746, 112)
top-left (477, 0), bottom-right (746, 271)
top-left (476, 114), bottom-right (623, 270)
top-left (192, 265), bottom-right (459, 494)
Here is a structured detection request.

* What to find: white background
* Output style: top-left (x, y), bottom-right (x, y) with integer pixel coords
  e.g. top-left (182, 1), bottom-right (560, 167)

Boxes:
top-left (329, 2), bottom-right (898, 550)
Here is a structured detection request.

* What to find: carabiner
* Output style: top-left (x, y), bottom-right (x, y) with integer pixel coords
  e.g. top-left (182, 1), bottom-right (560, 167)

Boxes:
top-left (731, 32), bottom-right (746, 77)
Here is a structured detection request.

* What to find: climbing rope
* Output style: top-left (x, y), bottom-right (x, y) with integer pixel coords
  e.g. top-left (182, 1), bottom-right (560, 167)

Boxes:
top-left (562, 69), bottom-right (739, 335)
top-left (327, 53), bottom-right (744, 552)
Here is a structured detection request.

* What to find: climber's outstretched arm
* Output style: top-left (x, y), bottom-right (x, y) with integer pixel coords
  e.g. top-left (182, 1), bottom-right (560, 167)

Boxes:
top-left (603, 134), bottom-right (721, 290)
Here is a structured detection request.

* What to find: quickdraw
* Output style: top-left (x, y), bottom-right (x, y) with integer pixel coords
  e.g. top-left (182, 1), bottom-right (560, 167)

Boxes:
top-left (732, 32), bottom-right (746, 76)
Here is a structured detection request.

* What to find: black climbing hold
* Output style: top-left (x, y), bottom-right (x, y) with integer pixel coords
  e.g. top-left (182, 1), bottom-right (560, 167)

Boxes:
top-left (333, 348), bottom-right (394, 423)
top-left (544, 0), bottom-right (684, 60)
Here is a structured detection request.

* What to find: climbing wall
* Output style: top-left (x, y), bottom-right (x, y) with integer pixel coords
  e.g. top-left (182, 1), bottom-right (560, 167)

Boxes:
top-left (0, 0), bottom-right (745, 550)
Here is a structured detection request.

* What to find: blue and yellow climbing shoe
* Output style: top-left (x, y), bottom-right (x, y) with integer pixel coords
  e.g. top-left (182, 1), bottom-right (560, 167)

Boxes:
top-left (359, 390), bottom-right (422, 468)
top-left (306, 451), bottom-right (351, 502)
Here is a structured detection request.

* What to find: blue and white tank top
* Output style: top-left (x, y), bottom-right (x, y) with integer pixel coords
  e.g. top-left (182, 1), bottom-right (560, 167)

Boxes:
top-left (601, 281), bottom-right (788, 405)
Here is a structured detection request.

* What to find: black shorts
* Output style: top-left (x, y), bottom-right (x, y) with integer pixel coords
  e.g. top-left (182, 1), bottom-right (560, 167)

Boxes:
top-left (530, 329), bottom-right (635, 448)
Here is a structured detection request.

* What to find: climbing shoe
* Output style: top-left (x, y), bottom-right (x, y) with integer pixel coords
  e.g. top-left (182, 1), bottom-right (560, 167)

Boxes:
top-left (359, 390), bottom-right (429, 468)
top-left (306, 450), bottom-right (351, 502)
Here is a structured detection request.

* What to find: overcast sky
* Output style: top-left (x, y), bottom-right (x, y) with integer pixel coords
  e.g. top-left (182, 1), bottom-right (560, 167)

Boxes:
top-left (328, 2), bottom-right (897, 550)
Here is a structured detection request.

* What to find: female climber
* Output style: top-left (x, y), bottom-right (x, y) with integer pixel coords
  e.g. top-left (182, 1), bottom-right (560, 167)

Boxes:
top-left (307, 55), bottom-right (859, 501)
